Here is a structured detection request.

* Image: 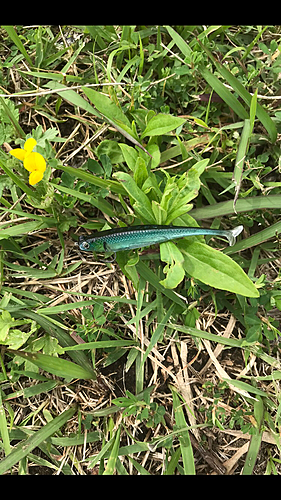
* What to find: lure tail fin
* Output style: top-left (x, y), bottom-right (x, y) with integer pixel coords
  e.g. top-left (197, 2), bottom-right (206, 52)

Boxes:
top-left (225, 225), bottom-right (243, 246)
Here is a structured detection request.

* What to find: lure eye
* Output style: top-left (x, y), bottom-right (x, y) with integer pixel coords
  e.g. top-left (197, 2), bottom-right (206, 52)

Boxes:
top-left (81, 241), bottom-right (90, 250)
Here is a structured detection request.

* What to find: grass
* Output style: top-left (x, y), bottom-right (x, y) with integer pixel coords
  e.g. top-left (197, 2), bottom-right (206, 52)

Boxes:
top-left (0, 25), bottom-right (281, 475)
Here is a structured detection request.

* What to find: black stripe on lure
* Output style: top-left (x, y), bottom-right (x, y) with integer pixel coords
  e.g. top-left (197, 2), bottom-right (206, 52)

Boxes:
top-left (78, 224), bottom-right (243, 253)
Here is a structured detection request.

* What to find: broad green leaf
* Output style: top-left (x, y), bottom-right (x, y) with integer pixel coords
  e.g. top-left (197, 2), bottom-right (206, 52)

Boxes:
top-left (113, 171), bottom-right (155, 223)
top-left (160, 240), bottom-right (184, 266)
top-left (223, 379), bottom-right (268, 398)
top-left (160, 262), bottom-right (185, 289)
top-left (119, 143), bottom-right (138, 172)
top-left (9, 349), bottom-right (95, 380)
top-left (141, 113), bottom-right (186, 138)
top-left (147, 142), bottom-right (161, 169)
top-left (160, 240), bottom-right (185, 289)
top-left (96, 139), bottom-right (124, 164)
top-left (134, 156), bottom-right (148, 187)
top-left (83, 87), bottom-right (152, 156)
top-left (179, 240), bottom-right (259, 298)
top-left (82, 87), bottom-right (131, 129)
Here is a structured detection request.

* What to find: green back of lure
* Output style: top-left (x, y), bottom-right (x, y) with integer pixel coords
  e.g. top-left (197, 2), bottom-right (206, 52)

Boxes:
top-left (78, 224), bottom-right (243, 253)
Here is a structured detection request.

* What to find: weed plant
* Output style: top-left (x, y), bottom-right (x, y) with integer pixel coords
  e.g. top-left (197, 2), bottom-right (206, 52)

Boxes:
top-left (0, 25), bottom-right (281, 475)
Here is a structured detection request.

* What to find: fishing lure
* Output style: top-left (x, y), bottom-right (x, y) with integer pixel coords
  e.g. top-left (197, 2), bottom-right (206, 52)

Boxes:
top-left (78, 224), bottom-right (243, 253)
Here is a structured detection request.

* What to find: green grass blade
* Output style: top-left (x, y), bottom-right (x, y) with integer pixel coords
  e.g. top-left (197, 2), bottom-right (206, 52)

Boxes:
top-left (54, 163), bottom-right (126, 195)
top-left (53, 183), bottom-right (116, 218)
top-left (242, 433), bottom-right (263, 475)
top-left (0, 220), bottom-right (45, 239)
top-left (64, 340), bottom-right (137, 351)
top-left (141, 304), bottom-right (175, 367)
top-left (241, 26), bottom-right (268, 61)
top-left (2, 26), bottom-right (33, 66)
top-left (168, 323), bottom-right (281, 369)
top-left (103, 426), bottom-right (121, 475)
top-left (222, 379), bottom-right (268, 398)
top-left (45, 81), bottom-right (101, 117)
top-left (8, 349), bottom-right (95, 380)
top-left (233, 118), bottom-right (252, 208)
top-left (164, 446), bottom-right (182, 475)
top-left (12, 310), bottom-right (94, 372)
top-left (199, 64), bottom-right (249, 120)
top-left (250, 89), bottom-right (258, 132)
top-left (224, 220), bottom-right (281, 255)
top-left (136, 261), bottom-right (186, 308)
top-left (0, 405), bottom-right (77, 475)
top-left (0, 390), bottom-right (11, 457)
top-left (0, 160), bottom-right (37, 198)
top-left (190, 194), bottom-right (281, 219)
top-left (171, 387), bottom-right (195, 475)
top-left (199, 42), bottom-right (277, 142)
top-left (165, 25), bottom-right (192, 58)
top-left (242, 397), bottom-right (264, 475)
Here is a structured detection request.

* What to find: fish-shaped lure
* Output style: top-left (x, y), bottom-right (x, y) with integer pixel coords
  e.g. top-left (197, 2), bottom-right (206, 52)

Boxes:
top-left (78, 224), bottom-right (243, 253)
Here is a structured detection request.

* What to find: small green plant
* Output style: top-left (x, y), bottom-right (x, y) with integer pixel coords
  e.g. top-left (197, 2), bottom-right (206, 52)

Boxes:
top-left (112, 389), bottom-right (166, 428)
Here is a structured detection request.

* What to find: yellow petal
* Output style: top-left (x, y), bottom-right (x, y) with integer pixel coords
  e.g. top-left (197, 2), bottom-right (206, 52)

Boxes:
top-left (24, 152), bottom-right (46, 173)
top-left (29, 170), bottom-right (44, 185)
top-left (9, 148), bottom-right (26, 161)
top-left (24, 138), bottom-right (37, 153)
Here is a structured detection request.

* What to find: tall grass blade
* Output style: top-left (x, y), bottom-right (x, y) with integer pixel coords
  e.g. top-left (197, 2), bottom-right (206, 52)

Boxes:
top-left (199, 42), bottom-right (277, 142)
top-left (0, 390), bottom-right (11, 457)
top-left (165, 25), bottom-right (192, 58)
top-left (190, 195), bottom-right (281, 220)
top-left (103, 426), bottom-right (121, 475)
top-left (0, 405), bottom-right (77, 474)
top-left (199, 65), bottom-right (249, 120)
top-left (2, 26), bottom-right (33, 66)
top-left (242, 397), bottom-right (264, 475)
top-left (171, 387), bottom-right (195, 475)
top-left (233, 118), bottom-right (252, 209)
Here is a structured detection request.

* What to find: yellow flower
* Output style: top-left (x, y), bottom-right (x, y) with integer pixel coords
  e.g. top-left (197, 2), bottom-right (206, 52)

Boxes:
top-left (9, 138), bottom-right (46, 186)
